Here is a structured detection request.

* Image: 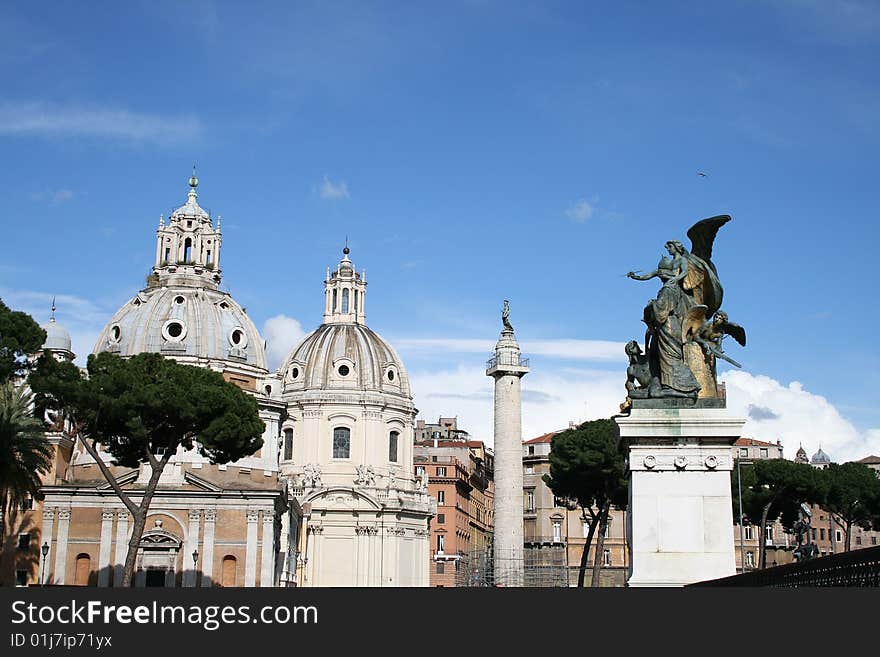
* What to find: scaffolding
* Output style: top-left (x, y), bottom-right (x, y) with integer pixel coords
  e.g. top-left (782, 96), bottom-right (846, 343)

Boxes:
top-left (453, 544), bottom-right (569, 587)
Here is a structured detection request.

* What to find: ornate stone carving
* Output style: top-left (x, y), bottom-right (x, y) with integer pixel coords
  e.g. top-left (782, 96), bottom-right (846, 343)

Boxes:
top-left (704, 455), bottom-right (718, 469)
top-left (188, 509), bottom-right (202, 521)
top-left (57, 509), bottom-right (71, 520)
top-left (203, 509), bottom-right (217, 522)
top-left (303, 409), bottom-right (323, 419)
top-left (643, 455), bottom-right (657, 469)
top-left (355, 464), bottom-right (376, 487)
top-left (303, 463), bottom-right (323, 488)
top-left (307, 523), bottom-right (324, 534)
top-left (246, 510), bottom-right (260, 522)
top-left (102, 510), bottom-right (115, 521)
top-left (386, 527), bottom-right (405, 537)
top-left (674, 455), bottom-right (689, 470)
top-left (43, 508), bottom-right (55, 521)
top-left (355, 525), bottom-right (378, 535)
top-left (414, 528), bottom-right (429, 537)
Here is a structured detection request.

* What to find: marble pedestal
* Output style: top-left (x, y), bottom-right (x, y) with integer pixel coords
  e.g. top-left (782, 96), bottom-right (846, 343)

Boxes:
top-left (616, 404), bottom-right (745, 587)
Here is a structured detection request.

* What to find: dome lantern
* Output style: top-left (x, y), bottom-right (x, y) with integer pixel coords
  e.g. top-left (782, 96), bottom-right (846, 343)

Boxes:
top-left (323, 244), bottom-right (367, 325)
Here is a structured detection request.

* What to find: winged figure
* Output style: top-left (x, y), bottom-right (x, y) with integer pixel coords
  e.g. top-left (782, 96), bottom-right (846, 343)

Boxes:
top-left (686, 309), bottom-right (746, 368)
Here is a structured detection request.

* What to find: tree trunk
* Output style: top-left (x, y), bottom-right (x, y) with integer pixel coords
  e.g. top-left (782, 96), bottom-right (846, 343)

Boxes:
top-left (590, 501), bottom-right (610, 588)
top-left (120, 451), bottom-right (172, 587)
top-left (578, 508), bottom-right (599, 588)
top-left (845, 520), bottom-right (852, 552)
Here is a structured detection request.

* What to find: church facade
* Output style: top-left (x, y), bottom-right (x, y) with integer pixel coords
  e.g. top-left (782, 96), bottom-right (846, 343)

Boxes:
top-left (10, 174), bottom-right (432, 587)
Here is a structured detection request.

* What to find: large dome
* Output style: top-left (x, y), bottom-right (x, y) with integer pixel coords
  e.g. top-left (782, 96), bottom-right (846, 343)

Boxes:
top-left (281, 323), bottom-right (411, 398)
top-left (94, 285), bottom-right (267, 372)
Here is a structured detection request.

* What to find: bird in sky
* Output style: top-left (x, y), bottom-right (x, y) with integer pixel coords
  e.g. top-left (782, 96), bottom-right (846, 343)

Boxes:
top-left (697, 171), bottom-right (708, 178)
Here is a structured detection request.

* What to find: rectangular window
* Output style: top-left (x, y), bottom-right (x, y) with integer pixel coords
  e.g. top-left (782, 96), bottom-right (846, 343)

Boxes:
top-left (525, 465), bottom-right (534, 474)
top-left (436, 467), bottom-right (446, 477)
top-left (760, 448), bottom-right (768, 458)
top-left (552, 520), bottom-right (562, 542)
top-left (415, 466), bottom-right (425, 477)
top-left (603, 549), bottom-right (611, 567)
top-left (389, 431), bottom-right (399, 462)
top-left (583, 521), bottom-right (589, 538)
top-left (872, 536), bottom-right (877, 545)
top-left (20, 497), bottom-right (33, 511)
top-left (820, 528), bottom-right (825, 540)
top-left (553, 496), bottom-right (565, 508)
top-left (765, 525), bottom-right (773, 544)
top-left (525, 490), bottom-right (535, 513)
top-left (283, 429), bottom-right (293, 461)
top-left (437, 513), bottom-right (445, 524)
top-left (437, 535), bottom-right (445, 554)
top-left (835, 530), bottom-right (842, 543)
top-left (333, 427), bottom-right (351, 459)
top-left (739, 448), bottom-right (748, 457)
top-left (437, 490), bottom-right (445, 505)
top-left (811, 528), bottom-right (817, 540)
top-left (17, 533), bottom-right (31, 551)
top-left (744, 525), bottom-right (753, 540)
top-left (15, 570), bottom-right (28, 587)
top-left (856, 536), bottom-right (862, 545)
top-left (436, 562), bottom-right (445, 574)
top-left (528, 446), bottom-right (535, 455)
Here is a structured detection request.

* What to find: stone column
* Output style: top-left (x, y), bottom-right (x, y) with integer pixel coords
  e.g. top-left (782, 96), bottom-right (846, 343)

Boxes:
top-left (113, 511), bottom-right (129, 587)
top-left (486, 325), bottom-right (529, 587)
top-left (41, 508), bottom-right (55, 585)
top-left (245, 510), bottom-right (259, 587)
top-left (200, 510), bottom-right (216, 587)
top-left (260, 511), bottom-right (275, 587)
top-left (53, 509), bottom-right (71, 585)
top-left (184, 509), bottom-right (201, 587)
top-left (97, 510), bottom-right (115, 586)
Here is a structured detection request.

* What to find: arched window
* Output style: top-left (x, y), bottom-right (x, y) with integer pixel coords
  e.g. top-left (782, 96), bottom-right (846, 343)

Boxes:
top-left (183, 238), bottom-right (192, 263)
top-left (221, 556), bottom-right (237, 587)
top-left (283, 428), bottom-right (293, 461)
top-left (332, 289), bottom-right (338, 311)
top-left (341, 288), bottom-right (349, 313)
top-left (389, 431), bottom-right (399, 463)
top-left (354, 290), bottom-right (359, 313)
top-left (74, 553), bottom-right (91, 586)
top-left (333, 427), bottom-right (351, 459)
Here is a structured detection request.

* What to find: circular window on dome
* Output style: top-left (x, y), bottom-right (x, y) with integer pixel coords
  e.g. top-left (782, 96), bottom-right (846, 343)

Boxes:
top-left (219, 302), bottom-right (230, 310)
top-left (338, 365), bottom-right (350, 377)
top-left (162, 320), bottom-right (187, 342)
top-left (387, 369), bottom-right (395, 382)
top-left (291, 367), bottom-right (300, 380)
top-left (228, 327), bottom-right (248, 349)
top-left (109, 325), bottom-right (122, 343)
top-left (174, 295), bottom-right (185, 305)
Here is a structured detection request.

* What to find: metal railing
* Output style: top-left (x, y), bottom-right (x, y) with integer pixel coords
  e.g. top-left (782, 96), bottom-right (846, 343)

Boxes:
top-left (689, 545), bottom-right (880, 587)
top-left (486, 354), bottom-right (530, 370)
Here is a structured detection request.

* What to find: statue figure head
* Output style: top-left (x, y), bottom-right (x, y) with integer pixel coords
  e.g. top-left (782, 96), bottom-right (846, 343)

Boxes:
top-left (714, 310), bottom-right (728, 325)
top-left (625, 340), bottom-right (642, 358)
top-left (665, 239), bottom-right (686, 256)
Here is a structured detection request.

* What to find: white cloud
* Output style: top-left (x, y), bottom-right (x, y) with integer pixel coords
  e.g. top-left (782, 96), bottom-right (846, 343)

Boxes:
top-left (30, 188), bottom-right (74, 206)
top-left (0, 102), bottom-right (201, 143)
top-left (565, 199), bottom-right (594, 223)
top-left (262, 314), bottom-right (307, 370)
top-left (319, 175), bottom-right (350, 200)
top-left (721, 370), bottom-right (880, 463)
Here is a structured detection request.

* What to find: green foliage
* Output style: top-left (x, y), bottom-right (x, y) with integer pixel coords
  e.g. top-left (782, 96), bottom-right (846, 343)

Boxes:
top-left (823, 462), bottom-right (880, 535)
top-left (0, 382), bottom-right (53, 512)
top-left (28, 351), bottom-right (265, 467)
top-left (0, 299), bottom-right (47, 383)
top-left (732, 458), bottom-right (826, 530)
top-left (542, 418), bottom-right (628, 511)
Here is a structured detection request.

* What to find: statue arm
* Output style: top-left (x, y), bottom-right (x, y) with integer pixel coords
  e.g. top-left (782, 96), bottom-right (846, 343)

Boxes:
top-left (627, 269), bottom-right (659, 281)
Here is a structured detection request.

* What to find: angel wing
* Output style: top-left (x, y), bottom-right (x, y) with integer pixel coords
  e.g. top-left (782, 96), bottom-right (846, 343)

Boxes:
top-left (722, 321), bottom-right (746, 347)
top-left (683, 305), bottom-right (709, 342)
top-left (687, 215), bottom-right (731, 274)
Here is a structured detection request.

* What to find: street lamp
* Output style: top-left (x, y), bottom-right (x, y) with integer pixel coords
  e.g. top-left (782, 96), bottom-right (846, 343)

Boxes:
top-left (736, 459), bottom-right (753, 574)
top-left (41, 542), bottom-right (50, 586)
top-left (192, 548), bottom-right (199, 587)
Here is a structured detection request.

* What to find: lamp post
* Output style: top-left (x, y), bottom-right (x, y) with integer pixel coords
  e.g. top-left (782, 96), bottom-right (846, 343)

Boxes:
top-left (41, 542), bottom-right (50, 586)
top-left (736, 459), bottom-right (753, 574)
top-left (192, 548), bottom-right (199, 587)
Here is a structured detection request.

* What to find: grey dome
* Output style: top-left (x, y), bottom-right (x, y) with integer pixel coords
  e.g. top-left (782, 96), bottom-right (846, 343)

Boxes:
top-left (811, 448), bottom-right (831, 465)
top-left (94, 285), bottom-right (267, 371)
top-left (281, 323), bottom-right (410, 398)
top-left (41, 319), bottom-right (72, 353)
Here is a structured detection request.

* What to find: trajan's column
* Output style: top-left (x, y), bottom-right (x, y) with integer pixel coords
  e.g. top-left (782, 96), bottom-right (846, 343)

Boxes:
top-left (486, 300), bottom-right (529, 586)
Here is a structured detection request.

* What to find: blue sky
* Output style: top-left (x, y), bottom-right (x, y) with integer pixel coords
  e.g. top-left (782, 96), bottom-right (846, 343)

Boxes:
top-left (1, 1), bottom-right (878, 459)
